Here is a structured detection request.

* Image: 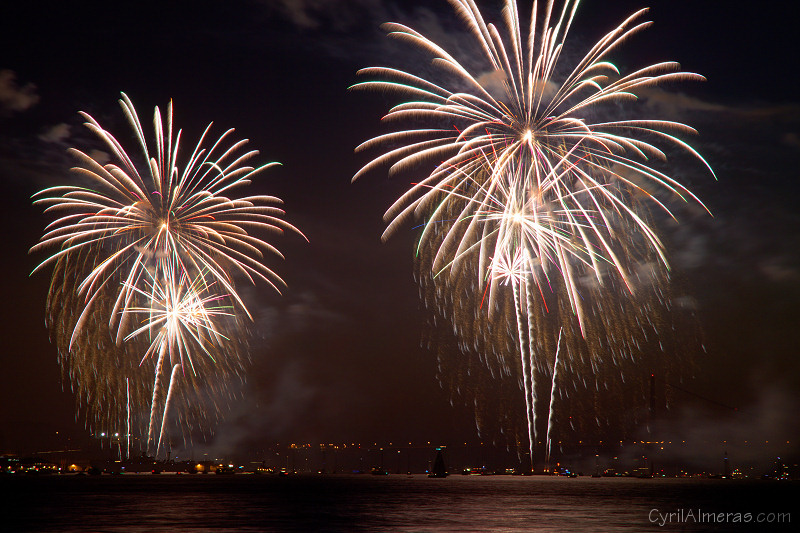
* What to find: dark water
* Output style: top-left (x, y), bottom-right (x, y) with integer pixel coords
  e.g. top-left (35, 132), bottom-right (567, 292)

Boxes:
top-left (1, 474), bottom-right (796, 532)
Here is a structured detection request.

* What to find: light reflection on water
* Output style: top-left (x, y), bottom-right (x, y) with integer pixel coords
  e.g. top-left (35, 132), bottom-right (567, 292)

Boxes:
top-left (3, 475), bottom-right (796, 532)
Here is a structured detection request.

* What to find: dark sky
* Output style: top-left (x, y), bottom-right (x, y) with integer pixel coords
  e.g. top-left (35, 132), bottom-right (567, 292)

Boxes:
top-left (1, 0), bottom-right (798, 463)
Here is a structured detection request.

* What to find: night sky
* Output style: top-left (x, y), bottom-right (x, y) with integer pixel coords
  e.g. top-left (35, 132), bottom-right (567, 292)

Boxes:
top-left (1, 0), bottom-right (798, 466)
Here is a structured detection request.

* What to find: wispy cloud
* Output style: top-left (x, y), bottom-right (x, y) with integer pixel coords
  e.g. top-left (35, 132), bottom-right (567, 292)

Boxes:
top-left (259, 0), bottom-right (458, 66)
top-left (641, 87), bottom-right (728, 116)
top-left (37, 123), bottom-right (71, 144)
top-left (641, 86), bottom-right (800, 124)
top-left (781, 132), bottom-right (800, 150)
top-left (271, 0), bottom-right (391, 31)
top-left (0, 69), bottom-right (39, 114)
top-left (648, 386), bottom-right (799, 471)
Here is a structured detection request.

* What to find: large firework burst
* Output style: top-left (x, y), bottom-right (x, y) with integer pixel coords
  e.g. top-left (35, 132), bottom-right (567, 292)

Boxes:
top-left (354, 0), bottom-right (712, 467)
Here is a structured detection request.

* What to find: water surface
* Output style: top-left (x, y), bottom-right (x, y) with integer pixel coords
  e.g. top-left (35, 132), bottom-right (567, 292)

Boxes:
top-left (3, 474), bottom-right (796, 532)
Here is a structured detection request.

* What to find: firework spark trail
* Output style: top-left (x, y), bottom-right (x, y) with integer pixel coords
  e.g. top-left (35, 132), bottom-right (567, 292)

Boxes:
top-left (146, 344), bottom-right (167, 455)
top-left (523, 274), bottom-right (541, 466)
top-left (157, 363), bottom-right (182, 458)
top-left (126, 377), bottom-right (130, 460)
top-left (545, 326), bottom-right (563, 470)
top-left (355, 0), bottom-right (712, 467)
top-left (512, 278), bottom-right (535, 466)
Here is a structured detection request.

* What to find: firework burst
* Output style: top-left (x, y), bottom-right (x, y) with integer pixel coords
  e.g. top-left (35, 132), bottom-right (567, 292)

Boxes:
top-left (123, 265), bottom-right (233, 456)
top-left (32, 93), bottom-right (305, 348)
top-left (353, 0), bottom-right (712, 322)
top-left (123, 265), bottom-right (232, 374)
top-left (32, 94), bottom-right (305, 453)
top-left (354, 0), bottom-right (712, 467)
